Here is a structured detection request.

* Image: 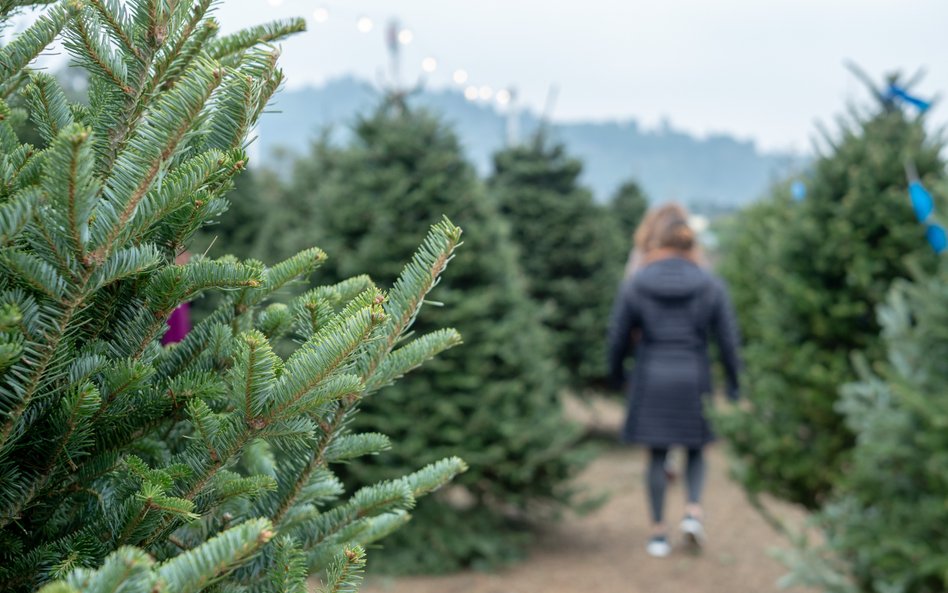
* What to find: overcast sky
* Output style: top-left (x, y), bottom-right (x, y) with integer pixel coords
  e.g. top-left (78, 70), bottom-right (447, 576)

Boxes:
top-left (209, 0), bottom-right (948, 153)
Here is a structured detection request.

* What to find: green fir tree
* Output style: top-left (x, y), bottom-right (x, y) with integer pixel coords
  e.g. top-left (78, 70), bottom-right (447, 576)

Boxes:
top-left (0, 3), bottom-right (466, 591)
top-left (779, 257), bottom-right (948, 593)
top-left (489, 136), bottom-right (626, 390)
top-left (292, 100), bottom-right (590, 573)
top-left (714, 80), bottom-right (945, 509)
top-left (609, 178), bottom-right (649, 244)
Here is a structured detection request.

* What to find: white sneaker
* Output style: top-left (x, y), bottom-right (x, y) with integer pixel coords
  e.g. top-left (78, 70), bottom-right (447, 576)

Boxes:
top-left (646, 535), bottom-right (671, 558)
top-left (680, 515), bottom-right (706, 549)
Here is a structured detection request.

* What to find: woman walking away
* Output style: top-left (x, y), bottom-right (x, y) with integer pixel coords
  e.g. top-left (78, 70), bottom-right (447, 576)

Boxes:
top-left (607, 203), bottom-right (741, 558)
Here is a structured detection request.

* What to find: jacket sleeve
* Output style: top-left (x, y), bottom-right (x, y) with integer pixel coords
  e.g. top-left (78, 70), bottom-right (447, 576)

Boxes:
top-left (710, 278), bottom-right (742, 400)
top-left (607, 280), bottom-right (639, 391)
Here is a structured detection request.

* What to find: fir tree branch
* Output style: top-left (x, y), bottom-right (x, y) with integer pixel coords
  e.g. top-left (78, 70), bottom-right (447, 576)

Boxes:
top-left (0, 2), bottom-right (68, 81)
top-left (316, 546), bottom-right (366, 593)
top-left (0, 250), bottom-right (100, 469)
top-left (207, 18), bottom-right (305, 62)
top-left (33, 207), bottom-right (80, 281)
top-left (262, 306), bottom-right (380, 424)
top-left (24, 73), bottom-right (73, 145)
top-left (138, 425), bottom-right (258, 549)
top-left (93, 61), bottom-right (225, 261)
top-left (155, 519), bottom-right (274, 593)
top-left (270, 220), bottom-right (462, 526)
top-left (70, 13), bottom-right (133, 95)
top-left (86, 0), bottom-right (142, 63)
top-left (0, 188), bottom-right (38, 246)
top-left (146, 0), bottom-right (213, 94)
top-left (362, 217), bottom-right (462, 381)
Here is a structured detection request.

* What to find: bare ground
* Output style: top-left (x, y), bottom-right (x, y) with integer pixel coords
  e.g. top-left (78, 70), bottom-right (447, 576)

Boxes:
top-left (357, 397), bottom-right (811, 593)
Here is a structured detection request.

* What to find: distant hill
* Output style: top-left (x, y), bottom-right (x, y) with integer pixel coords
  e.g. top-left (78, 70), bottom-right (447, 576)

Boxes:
top-left (256, 76), bottom-right (800, 208)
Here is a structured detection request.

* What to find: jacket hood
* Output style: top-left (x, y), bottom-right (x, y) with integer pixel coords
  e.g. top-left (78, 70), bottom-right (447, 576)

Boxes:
top-left (634, 257), bottom-right (709, 299)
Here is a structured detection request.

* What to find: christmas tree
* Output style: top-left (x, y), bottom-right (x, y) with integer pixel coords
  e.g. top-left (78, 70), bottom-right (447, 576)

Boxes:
top-left (779, 257), bottom-right (948, 593)
top-left (0, 3), bottom-right (465, 591)
top-left (292, 100), bottom-right (590, 573)
top-left (489, 136), bottom-right (626, 389)
top-left (714, 77), bottom-right (945, 509)
top-left (609, 179), bottom-right (649, 245)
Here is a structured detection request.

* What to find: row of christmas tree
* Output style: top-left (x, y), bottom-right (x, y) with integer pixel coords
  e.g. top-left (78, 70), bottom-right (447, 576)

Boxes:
top-left (188, 99), bottom-right (651, 572)
top-left (713, 74), bottom-right (948, 593)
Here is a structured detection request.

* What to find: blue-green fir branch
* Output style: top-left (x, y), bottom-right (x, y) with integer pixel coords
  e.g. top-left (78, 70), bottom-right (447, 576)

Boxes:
top-left (36, 545), bottom-right (156, 593)
top-left (264, 304), bottom-right (381, 424)
top-left (0, 2), bottom-right (68, 81)
top-left (147, 0), bottom-right (214, 94)
top-left (87, 244), bottom-right (162, 292)
top-left (268, 535), bottom-right (308, 593)
top-left (85, 0), bottom-right (141, 63)
top-left (156, 519), bottom-right (274, 593)
top-left (228, 329), bottom-right (281, 421)
top-left (1, 143), bottom-right (44, 198)
top-left (201, 48), bottom-right (279, 152)
top-left (362, 217), bottom-right (462, 378)
top-left (323, 432), bottom-right (390, 463)
top-left (63, 7), bottom-right (132, 95)
top-left (314, 546), bottom-right (366, 593)
top-left (42, 124), bottom-right (100, 261)
top-left (0, 188), bottom-right (39, 246)
top-left (255, 302), bottom-right (293, 341)
top-left (398, 457), bottom-right (468, 499)
top-left (24, 73), bottom-right (73, 145)
top-left (94, 57), bottom-right (224, 258)
top-left (239, 247), bottom-right (327, 308)
top-left (207, 19), bottom-right (306, 63)
top-left (130, 149), bottom-right (245, 243)
top-left (365, 328), bottom-right (463, 393)
top-left (291, 276), bottom-right (376, 339)
top-left (1, 248), bottom-right (67, 300)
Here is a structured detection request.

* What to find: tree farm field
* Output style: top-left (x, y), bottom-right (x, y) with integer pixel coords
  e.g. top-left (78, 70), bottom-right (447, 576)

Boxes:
top-left (359, 396), bottom-right (813, 593)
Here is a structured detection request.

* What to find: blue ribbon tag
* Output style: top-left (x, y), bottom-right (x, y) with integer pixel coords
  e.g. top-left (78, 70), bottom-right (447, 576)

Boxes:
top-left (926, 223), bottom-right (947, 254)
top-left (909, 181), bottom-right (935, 222)
top-left (887, 83), bottom-right (932, 113)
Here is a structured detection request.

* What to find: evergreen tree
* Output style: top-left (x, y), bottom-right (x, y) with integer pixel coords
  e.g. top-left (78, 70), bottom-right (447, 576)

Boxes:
top-left (714, 85), bottom-right (945, 509)
top-left (489, 136), bottom-right (626, 389)
top-left (609, 178), bottom-right (649, 243)
top-left (0, 3), bottom-right (466, 591)
top-left (779, 258), bottom-right (948, 593)
top-left (294, 101), bottom-right (589, 573)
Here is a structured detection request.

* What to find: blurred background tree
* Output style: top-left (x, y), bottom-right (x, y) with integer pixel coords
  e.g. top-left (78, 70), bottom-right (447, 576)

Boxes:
top-left (714, 76), bottom-right (946, 510)
top-left (277, 100), bottom-right (592, 573)
top-left (609, 179), bottom-right (650, 245)
top-left (489, 136), bottom-right (627, 391)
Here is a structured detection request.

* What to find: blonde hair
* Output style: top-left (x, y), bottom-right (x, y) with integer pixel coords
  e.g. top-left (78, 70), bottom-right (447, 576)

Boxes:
top-left (626, 202), bottom-right (704, 274)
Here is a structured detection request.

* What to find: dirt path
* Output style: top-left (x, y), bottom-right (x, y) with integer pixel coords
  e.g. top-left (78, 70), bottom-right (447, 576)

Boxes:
top-left (361, 398), bottom-right (810, 593)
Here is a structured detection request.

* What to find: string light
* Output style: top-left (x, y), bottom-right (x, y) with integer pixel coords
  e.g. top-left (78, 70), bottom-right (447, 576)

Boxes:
top-left (271, 5), bottom-right (514, 108)
top-left (356, 16), bottom-right (373, 33)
